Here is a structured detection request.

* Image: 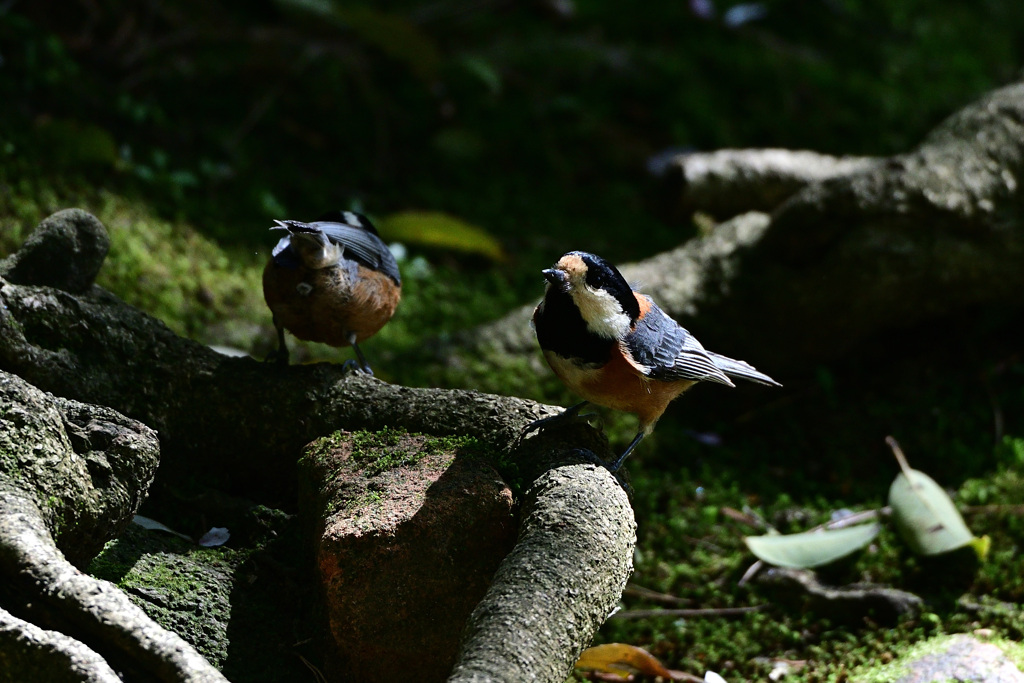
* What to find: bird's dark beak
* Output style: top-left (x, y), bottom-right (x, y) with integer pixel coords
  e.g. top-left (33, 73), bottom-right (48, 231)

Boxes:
top-left (542, 268), bottom-right (566, 285)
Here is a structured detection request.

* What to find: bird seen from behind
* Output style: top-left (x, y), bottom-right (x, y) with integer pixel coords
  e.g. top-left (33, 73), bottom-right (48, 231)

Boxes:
top-left (262, 210), bottom-right (401, 374)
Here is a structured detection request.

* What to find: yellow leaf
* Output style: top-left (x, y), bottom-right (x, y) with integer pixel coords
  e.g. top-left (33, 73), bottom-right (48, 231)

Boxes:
top-left (575, 643), bottom-right (674, 679)
top-left (378, 210), bottom-right (505, 262)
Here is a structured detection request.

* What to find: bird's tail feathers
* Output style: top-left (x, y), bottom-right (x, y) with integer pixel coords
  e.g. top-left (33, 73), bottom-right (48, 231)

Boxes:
top-left (707, 352), bottom-right (781, 387)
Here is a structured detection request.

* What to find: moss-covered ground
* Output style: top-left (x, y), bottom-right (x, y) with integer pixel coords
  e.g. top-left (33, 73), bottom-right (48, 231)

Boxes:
top-left (89, 513), bottom-right (323, 683)
top-left (5, 1), bottom-right (1024, 680)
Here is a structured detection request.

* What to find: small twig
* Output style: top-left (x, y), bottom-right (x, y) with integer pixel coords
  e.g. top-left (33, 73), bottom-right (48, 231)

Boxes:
top-left (980, 369), bottom-right (1005, 446)
top-left (622, 583), bottom-right (693, 607)
top-left (610, 605), bottom-right (763, 620)
top-left (685, 535), bottom-right (729, 554)
top-left (819, 507), bottom-right (889, 531)
top-left (720, 506), bottom-right (765, 529)
top-left (296, 653), bottom-right (327, 683)
top-left (962, 504), bottom-right (1024, 516)
top-left (737, 559), bottom-right (763, 586)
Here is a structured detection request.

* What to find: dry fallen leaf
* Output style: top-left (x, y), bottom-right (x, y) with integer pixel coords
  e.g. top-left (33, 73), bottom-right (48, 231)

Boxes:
top-left (575, 643), bottom-right (702, 681)
top-left (576, 643), bottom-right (673, 679)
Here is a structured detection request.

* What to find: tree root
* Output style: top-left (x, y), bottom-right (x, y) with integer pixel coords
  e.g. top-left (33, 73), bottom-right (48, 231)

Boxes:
top-left (660, 148), bottom-right (877, 217)
top-left (0, 210), bottom-right (638, 681)
top-left (0, 604), bottom-right (121, 683)
top-left (451, 451), bottom-right (635, 683)
top-left (0, 487), bottom-right (228, 683)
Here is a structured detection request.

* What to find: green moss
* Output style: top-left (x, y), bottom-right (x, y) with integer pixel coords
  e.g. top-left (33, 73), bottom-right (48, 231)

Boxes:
top-left (302, 428), bottom-right (501, 518)
top-left (302, 430), bottom-right (348, 468)
top-left (848, 634), bottom-right (1024, 683)
top-left (88, 526), bottom-right (237, 667)
top-left (1, 189), bottom-right (271, 352)
top-left (0, 450), bottom-right (22, 481)
top-left (89, 517), bottom-right (319, 680)
top-left (343, 488), bottom-right (385, 513)
top-left (347, 427), bottom-right (485, 476)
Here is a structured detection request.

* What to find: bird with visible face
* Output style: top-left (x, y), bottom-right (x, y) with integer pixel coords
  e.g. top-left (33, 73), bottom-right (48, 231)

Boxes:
top-left (531, 250), bottom-right (779, 471)
top-left (262, 210), bottom-right (401, 373)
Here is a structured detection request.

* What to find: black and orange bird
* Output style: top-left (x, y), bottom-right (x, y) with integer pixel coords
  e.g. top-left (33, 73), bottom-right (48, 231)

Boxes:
top-left (262, 210), bottom-right (401, 373)
top-left (531, 251), bottom-right (779, 471)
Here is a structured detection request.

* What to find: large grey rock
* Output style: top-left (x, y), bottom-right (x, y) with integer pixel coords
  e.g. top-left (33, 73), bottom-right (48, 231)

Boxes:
top-left (0, 209), bottom-right (109, 293)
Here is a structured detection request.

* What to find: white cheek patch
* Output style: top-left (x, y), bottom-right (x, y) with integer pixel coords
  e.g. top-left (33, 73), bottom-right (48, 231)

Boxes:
top-left (570, 285), bottom-right (632, 340)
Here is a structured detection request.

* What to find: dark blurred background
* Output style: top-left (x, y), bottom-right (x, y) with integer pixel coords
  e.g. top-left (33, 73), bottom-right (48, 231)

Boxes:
top-left (4, 0), bottom-right (1023, 255)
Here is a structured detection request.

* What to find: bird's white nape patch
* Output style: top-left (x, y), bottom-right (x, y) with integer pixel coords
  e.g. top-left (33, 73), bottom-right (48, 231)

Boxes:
top-left (309, 242), bottom-right (343, 269)
top-left (343, 211), bottom-right (361, 227)
top-left (570, 284), bottom-right (632, 339)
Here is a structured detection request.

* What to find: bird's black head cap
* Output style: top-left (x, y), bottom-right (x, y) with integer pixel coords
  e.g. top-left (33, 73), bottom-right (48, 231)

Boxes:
top-left (569, 251), bottom-right (640, 322)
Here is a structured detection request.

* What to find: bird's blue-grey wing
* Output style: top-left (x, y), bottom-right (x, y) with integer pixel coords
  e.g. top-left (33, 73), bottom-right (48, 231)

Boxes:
top-left (308, 220), bottom-right (401, 285)
top-left (624, 299), bottom-right (734, 386)
top-left (271, 236), bottom-right (301, 269)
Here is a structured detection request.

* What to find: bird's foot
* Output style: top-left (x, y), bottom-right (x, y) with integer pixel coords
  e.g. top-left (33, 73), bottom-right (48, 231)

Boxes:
top-left (521, 402), bottom-right (595, 437)
top-left (344, 340), bottom-right (374, 376)
top-left (342, 359), bottom-right (374, 376)
top-left (263, 346), bottom-right (290, 366)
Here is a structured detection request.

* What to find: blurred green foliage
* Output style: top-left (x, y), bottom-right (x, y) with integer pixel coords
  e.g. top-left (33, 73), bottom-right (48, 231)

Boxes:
top-left (3, 0), bottom-right (1023, 261)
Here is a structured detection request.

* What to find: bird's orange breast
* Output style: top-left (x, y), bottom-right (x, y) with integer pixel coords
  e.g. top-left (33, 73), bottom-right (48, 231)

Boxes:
top-left (543, 344), bottom-right (696, 434)
top-left (262, 262), bottom-right (401, 347)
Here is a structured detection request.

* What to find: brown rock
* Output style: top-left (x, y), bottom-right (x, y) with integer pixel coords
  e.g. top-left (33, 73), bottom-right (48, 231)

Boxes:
top-left (299, 430), bottom-right (518, 683)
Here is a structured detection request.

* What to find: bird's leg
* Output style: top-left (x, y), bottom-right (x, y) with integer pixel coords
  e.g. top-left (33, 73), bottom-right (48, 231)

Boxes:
top-left (341, 333), bottom-right (374, 375)
top-left (607, 431), bottom-right (646, 472)
top-left (352, 342), bottom-right (373, 376)
top-left (522, 401), bottom-right (593, 437)
top-left (265, 317), bottom-right (290, 365)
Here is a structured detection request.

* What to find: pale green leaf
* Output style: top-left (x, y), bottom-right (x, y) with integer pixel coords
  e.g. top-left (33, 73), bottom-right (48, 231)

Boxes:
top-left (378, 210), bottom-right (505, 261)
top-left (888, 468), bottom-right (980, 557)
top-left (744, 524), bottom-right (880, 568)
top-left (132, 515), bottom-right (192, 541)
